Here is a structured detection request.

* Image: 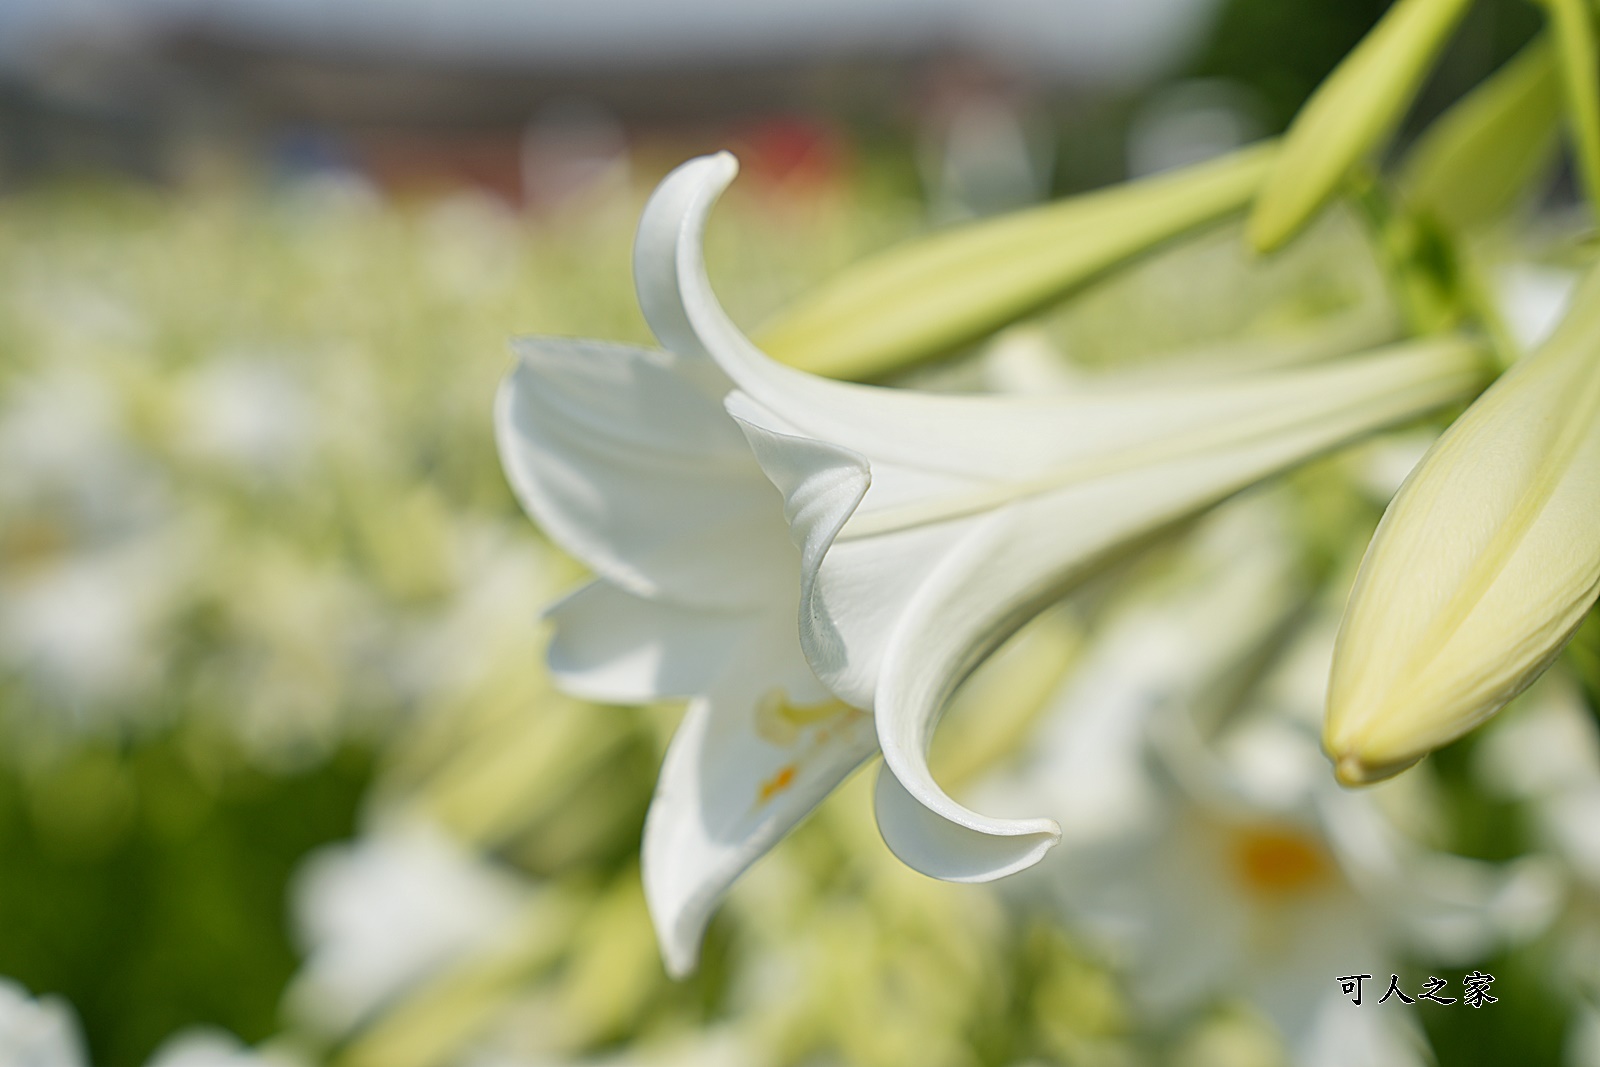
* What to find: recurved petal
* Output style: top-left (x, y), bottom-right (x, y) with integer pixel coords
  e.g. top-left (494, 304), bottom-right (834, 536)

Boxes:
top-left (873, 766), bottom-right (1059, 882)
top-left (642, 622), bottom-right (877, 976)
top-left (645, 152), bottom-right (1481, 490)
top-left (867, 509), bottom-right (1081, 881)
top-left (637, 153), bottom-right (1102, 478)
top-left (544, 579), bottom-right (754, 704)
top-left (495, 337), bottom-right (792, 610)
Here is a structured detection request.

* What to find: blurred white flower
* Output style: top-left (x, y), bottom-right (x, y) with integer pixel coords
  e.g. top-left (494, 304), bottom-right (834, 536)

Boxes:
top-left (0, 365), bottom-right (170, 529)
top-left (0, 980), bottom-right (86, 1067)
top-left (0, 360), bottom-right (211, 723)
top-left (1476, 675), bottom-right (1600, 1065)
top-left (145, 1030), bottom-right (304, 1067)
top-left (394, 520), bottom-right (560, 704)
top-left (0, 979), bottom-right (291, 1067)
top-left (1497, 263), bottom-right (1578, 355)
top-left (497, 151), bottom-right (1485, 975)
top-left (1000, 504), bottom-right (1555, 1066)
top-left (175, 354), bottom-right (316, 477)
top-left (1476, 675), bottom-right (1600, 885)
top-left (286, 820), bottom-right (530, 1035)
top-left (0, 518), bottom-right (205, 721)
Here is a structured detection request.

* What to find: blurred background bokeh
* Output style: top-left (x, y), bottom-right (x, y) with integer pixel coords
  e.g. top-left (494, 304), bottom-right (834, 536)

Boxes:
top-left (0, 1), bottom-right (1591, 1065)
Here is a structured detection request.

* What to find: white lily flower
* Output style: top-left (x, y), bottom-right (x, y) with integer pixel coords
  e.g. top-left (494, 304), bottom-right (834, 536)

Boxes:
top-left (497, 152), bottom-right (1484, 974)
top-left (999, 505), bottom-right (1554, 1066)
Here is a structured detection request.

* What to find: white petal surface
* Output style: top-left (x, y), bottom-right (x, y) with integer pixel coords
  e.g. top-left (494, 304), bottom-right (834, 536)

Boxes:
top-left (544, 579), bottom-right (755, 704)
top-left (496, 337), bottom-right (791, 610)
top-left (643, 616), bottom-right (877, 976)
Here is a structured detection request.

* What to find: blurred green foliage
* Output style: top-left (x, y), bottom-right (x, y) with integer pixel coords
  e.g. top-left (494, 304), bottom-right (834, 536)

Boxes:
top-left (0, 730), bottom-right (370, 1067)
top-left (1190, 0), bottom-right (1539, 133)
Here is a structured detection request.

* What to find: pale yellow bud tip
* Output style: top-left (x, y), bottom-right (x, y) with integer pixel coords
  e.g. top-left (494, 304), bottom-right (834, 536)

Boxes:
top-left (1329, 749), bottom-right (1423, 788)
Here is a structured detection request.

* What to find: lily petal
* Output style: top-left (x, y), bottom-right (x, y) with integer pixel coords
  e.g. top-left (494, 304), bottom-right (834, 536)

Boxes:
top-left (872, 763), bottom-right (1059, 882)
top-left (496, 336), bottom-right (790, 610)
top-left (642, 617), bottom-right (877, 976)
top-left (544, 579), bottom-right (751, 704)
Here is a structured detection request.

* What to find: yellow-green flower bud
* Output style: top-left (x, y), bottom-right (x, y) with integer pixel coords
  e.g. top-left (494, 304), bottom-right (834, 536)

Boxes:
top-left (1325, 264), bottom-right (1600, 786)
top-left (1248, 0), bottom-right (1472, 252)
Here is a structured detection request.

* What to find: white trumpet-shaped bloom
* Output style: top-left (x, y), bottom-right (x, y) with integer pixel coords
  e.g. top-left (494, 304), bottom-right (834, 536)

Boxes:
top-left (497, 151), bottom-right (1484, 975)
top-left (1326, 263), bottom-right (1600, 786)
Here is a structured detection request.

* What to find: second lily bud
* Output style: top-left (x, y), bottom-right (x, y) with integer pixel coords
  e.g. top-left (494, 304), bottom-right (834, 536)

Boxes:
top-left (1326, 263), bottom-right (1600, 786)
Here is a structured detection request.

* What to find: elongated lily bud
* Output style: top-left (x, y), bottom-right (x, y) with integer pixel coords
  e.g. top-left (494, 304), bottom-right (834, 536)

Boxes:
top-left (757, 142), bottom-right (1275, 380)
top-left (1325, 263), bottom-right (1600, 786)
top-left (1249, 0), bottom-right (1472, 253)
top-left (1401, 36), bottom-right (1562, 232)
top-left (1544, 0), bottom-right (1600, 213)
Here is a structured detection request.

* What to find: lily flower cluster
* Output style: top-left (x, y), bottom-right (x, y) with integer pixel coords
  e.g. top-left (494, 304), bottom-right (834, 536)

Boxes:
top-left (497, 0), bottom-right (1600, 992)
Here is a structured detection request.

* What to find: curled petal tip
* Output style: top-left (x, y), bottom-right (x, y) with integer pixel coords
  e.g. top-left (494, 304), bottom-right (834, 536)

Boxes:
top-left (872, 764), bottom-right (1061, 883)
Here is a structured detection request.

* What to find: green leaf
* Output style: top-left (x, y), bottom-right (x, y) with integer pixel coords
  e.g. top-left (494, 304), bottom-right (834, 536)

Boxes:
top-left (755, 143), bottom-right (1277, 381)
top-left (1401, 36), bottom-right (1563, 232)
top-left (1543, 0), bottom-right (1600, 214)
top-left (1248, 0), bottom-right (1474, 253)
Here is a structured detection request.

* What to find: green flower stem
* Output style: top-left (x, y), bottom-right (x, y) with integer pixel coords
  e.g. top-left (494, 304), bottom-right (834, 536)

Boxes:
top-left (1349, 172), bottom-right (1515, 371)
top-left (1541, 0), bottom-right (1600, 215)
